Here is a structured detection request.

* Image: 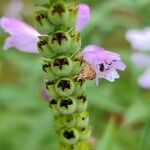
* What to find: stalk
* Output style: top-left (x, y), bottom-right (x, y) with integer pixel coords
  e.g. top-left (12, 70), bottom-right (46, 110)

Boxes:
top-left (34, 1), bottom-right (91, 149)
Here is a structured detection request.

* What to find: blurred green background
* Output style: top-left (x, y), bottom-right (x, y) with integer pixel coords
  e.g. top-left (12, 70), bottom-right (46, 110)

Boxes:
top-left (0, 0), bottom-right (150, 150)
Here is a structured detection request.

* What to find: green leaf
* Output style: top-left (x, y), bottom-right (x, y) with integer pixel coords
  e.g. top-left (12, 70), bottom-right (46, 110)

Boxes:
top-left (123, 101), bottom-right (150, 126)
top-left (96, 118), bottom-right (116, 150)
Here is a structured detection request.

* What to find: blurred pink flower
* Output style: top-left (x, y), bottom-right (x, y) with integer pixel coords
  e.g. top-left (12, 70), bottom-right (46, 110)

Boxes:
top-left (126, 27), bottom-right (150, 89)
top-left (0, 17), bottom-right (40, 53)
top-left (0, 4), bottom-right (90, 53)
top-left (126, 28), bottom-right (150, 51)
top-left (81, 45), bottom-right (126, 84)
top-left (138, 69), bottom-right (150, 89)
top-left (76, 4), bottom-right (90, 32)
top-left (131, 53), bottom-right (150, 69)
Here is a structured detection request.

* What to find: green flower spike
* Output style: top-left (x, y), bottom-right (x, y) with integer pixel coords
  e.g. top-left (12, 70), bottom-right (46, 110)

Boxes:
top-left (55, 78), bottom-right (75, 97)
top-left (58, 97), bottom-right (76, 115)
top-left (34, 1), bottom-right (91, 149)
top-left (48, 31), bottom-right (71, 54)
top-left (60, 128), bottom-right (80, 145)
top-left (48, 2), bottom-right (69, 25)
top-left (34, 6), bottom-right (54, 34)
top-left (51, 56), bottom-right (73, 77)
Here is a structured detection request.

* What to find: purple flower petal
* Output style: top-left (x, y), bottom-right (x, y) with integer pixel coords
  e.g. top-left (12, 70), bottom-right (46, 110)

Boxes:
top-left (81, 45), bottom-right (126, 84)
top-left (131, 53), bottom-right (150, 69)
top-left (138, 69), bottom-right (150, 89)
top-left (76, 4), bottom-right (90, 32)
top-left (0, 17), bottom-right (40, 53)
top-left (126, 28), bottom-right (150, 51)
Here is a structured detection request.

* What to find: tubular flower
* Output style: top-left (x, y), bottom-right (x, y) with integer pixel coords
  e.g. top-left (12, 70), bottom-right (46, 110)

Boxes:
top-left (81, 45), bottom-right (126, 84)
top-left (0, 4), bottom-right (90, 53)
top-left (0, 17), bottom-right (40, 53)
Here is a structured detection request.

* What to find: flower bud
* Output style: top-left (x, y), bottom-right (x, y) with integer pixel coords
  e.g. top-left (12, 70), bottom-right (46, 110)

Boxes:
top-left (79, 126), bottom-right (91, 140)
top-left (34, 6), bottom-right (54, 34)
top-left (74, 78), bottom-right (86, 95)
top-left (38, 36), bottom-right (57, 59)
top-left (51, 56), bottom-right (73, 77)
top-left (55, 78), bottom-right (75, 97)
top-left (58, 97), bottom-right (76, 115)
top-left (42, 59), bottom-right (58, 81)
top-left (48, 2), bottom-right (69, 25)
top-left (66, 3), bottom-right (78, 28)
top-left (48, 31), bottom-right (71, 54)
top-left (76, 112), bottom-right (89, 128)
top-left (76, 95), bottom-right (88, 112)
top-left (49, 99), bottom-right (60, 116)
top-left (60, 128), bottom-right (80, 145)
top-left (46, 81), bottom-right (59, 98)
top-left (68, 28), bottom-right (81, 54)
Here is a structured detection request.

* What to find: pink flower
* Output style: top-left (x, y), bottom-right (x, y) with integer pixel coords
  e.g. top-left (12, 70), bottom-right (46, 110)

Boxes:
top-left (0, 17), bottom-right (40, 53)
top-left (0, 4), bottom-right (90, 53)
top-left (126, 28), bottom-right (150, 51)
top-left (76, 4), bottom-right (90, 32)
top-left (81, 45), bottom-right (126, 84)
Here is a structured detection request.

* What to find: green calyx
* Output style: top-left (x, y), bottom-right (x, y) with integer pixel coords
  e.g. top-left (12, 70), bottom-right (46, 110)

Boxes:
top-left (34, 0), bottom-right (91, 149)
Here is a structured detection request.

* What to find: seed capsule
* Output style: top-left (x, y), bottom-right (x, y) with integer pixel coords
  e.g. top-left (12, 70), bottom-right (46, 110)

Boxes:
top-left (48, 31), bottom-right (71, 54)
top-left (42, 58), bottom-right (58, 81)
top-left (34, 6), bottom-right (54, 34)
top-left (46, 81), bottom-right (59, 98)
top-left (66, 3), bottom-right (78, 28)
top-left (49, 99), bottom-right (60, 116)
top-left (48, 2), bottom-right (69, 25)
top-left (60, 128), bottom-right (80, 145)
top-left (55, 78), bottom-right (75, 97)
top-left (58, 97), bottom-right (76, 115)
top-left (51, 56), bottom-right (73, 77)
top-left (68, 28), bottom-right (81, 54)
top-left (38, 36), bottom-right (57, 59)
top-left (76, 112), bottom-right (89, 128)
top-left (74, 78), bottom-right (86, 95)
top-left (76, 95), bottom-right (88, 112)
top-left (79, 126), bottom-right (91, 140)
